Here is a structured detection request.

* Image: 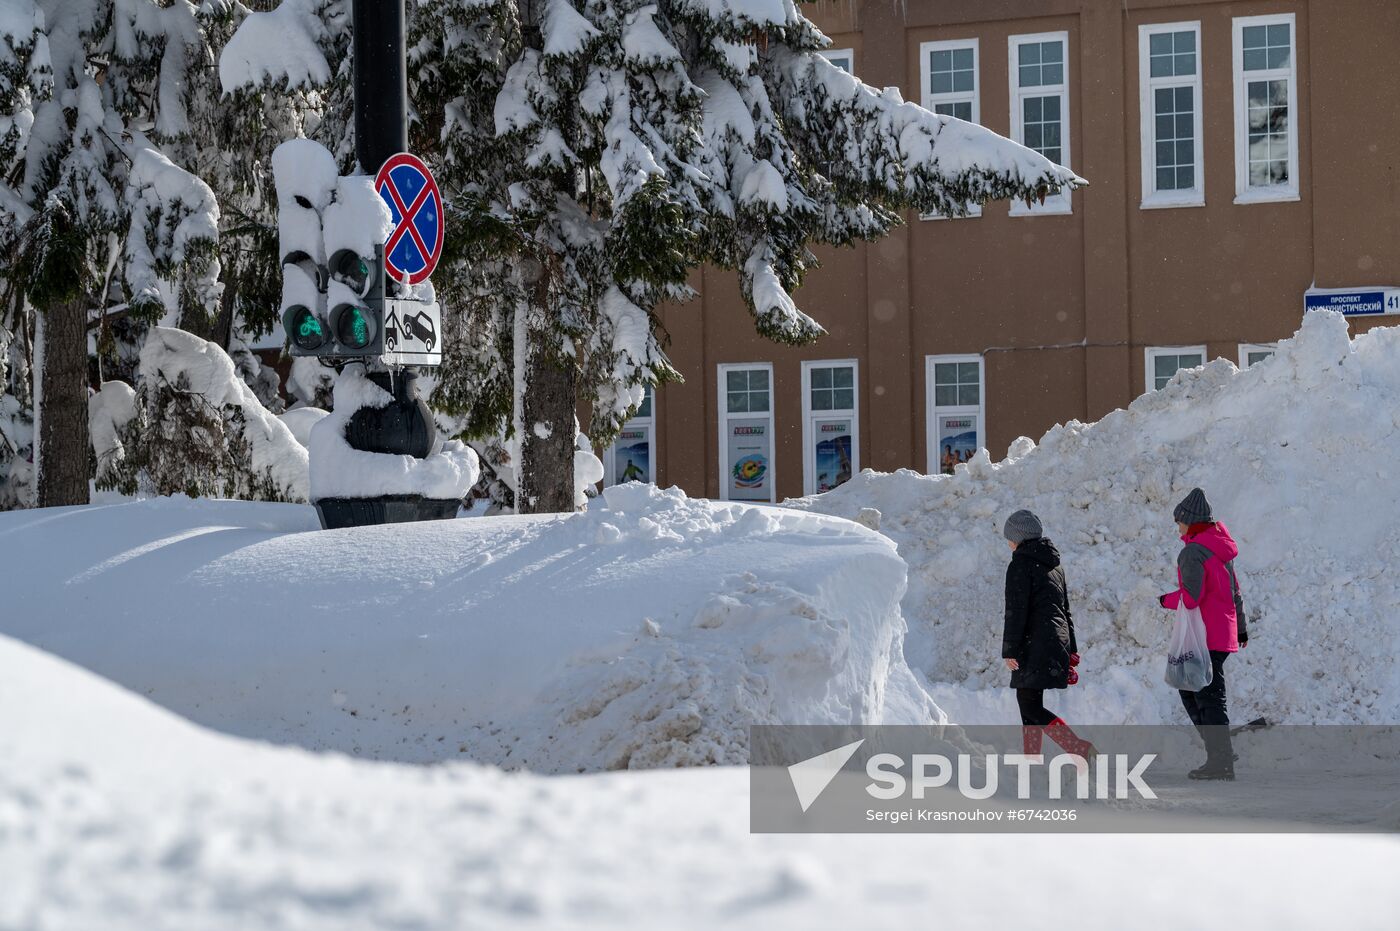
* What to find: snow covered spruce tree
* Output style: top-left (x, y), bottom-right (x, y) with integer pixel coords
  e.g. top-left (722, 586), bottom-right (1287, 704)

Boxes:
top-left (417, 0), bottom-right (1081, 512)
top-left (0, 0), bottom-right (224, 507)
top-left (229, 0), bottom-right (1079, 512)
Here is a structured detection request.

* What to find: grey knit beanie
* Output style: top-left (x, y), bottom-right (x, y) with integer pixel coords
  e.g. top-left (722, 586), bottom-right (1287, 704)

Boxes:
top-left (1173, 487), bottom-right (1213, 525)
top-left (1003, 509), bottom-right (1043, 544)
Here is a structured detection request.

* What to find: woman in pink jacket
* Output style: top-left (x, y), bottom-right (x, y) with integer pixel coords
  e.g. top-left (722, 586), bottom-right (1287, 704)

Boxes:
top-left (1160, 488), bottom-right (1248, 781)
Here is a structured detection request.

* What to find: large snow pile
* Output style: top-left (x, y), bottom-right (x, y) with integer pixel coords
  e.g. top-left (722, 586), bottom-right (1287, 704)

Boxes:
top-left (795, 311), bottom-right (1400, 726)
top-left (0, 484), bottom-right (937, 770)
top-left (8, 633), bottom-right (1400, 930)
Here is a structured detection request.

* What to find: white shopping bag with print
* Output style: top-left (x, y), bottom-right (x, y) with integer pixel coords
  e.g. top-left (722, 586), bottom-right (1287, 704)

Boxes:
top-left (1164, 603), bottom-right (1213, 691)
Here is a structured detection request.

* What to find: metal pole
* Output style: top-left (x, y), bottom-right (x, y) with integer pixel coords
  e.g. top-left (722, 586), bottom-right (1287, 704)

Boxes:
top-left (352, 0), bottom-right (408, 176)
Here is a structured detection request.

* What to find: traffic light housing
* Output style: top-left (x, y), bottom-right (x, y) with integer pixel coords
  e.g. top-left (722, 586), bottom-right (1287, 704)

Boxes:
top-left (283, 245), bottom-right (392, 358)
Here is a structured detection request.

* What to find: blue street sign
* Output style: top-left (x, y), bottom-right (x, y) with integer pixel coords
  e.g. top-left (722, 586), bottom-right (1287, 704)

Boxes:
top-left (1304, 288), bottom-right (1400, 317)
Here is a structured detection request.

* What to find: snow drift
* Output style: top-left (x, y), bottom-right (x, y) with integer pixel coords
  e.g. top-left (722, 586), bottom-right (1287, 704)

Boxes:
top-left (8, 633), bottom-right (1400, 930)
top-left (794, 311), bottom-right (1400, 726)
top-left (0, 484), bottom-right (938, 770)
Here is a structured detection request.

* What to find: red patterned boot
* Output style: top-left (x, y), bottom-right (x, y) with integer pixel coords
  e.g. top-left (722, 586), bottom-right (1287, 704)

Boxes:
top-left (1021, 724), bottom-right (1045, 758)
top-left (1044, 717), bottom-right (1097, 762)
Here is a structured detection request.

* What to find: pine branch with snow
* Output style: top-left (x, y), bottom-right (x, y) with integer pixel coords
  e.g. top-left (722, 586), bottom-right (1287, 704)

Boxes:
top-left (111, 327), bottom-right (308, 501)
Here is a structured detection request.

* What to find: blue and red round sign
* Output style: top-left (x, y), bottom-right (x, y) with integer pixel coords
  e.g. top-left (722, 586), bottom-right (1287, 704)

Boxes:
top-left (375, 152), bottom-right (445, 285)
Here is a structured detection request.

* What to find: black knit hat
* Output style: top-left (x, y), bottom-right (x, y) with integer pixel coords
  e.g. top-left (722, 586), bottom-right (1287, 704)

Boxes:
top-left (1173, 487), bottom-right (1213, 525)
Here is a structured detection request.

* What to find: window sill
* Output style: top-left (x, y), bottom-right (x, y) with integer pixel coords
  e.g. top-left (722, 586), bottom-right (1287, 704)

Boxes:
top-left (1233, 187), bottom-right (1300, 205)
top-left (1008, 202), bottom-right (1073, 217)
top-left (1140, 195), bottom-right (1205, 210)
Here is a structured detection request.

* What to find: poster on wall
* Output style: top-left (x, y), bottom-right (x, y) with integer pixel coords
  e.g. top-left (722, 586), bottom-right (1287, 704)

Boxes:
top-left (727, 418), bottom-right (771, 500)
top-left (611, 427), bottom-right (651, 485)
top-left (937, 414), bottom-right (978, 475)
top-left (812, 418), bottom-right (853, 493)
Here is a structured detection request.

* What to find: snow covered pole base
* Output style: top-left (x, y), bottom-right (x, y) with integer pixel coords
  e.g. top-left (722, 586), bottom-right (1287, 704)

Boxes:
top-left (308, 366), bottom-right (479, 530)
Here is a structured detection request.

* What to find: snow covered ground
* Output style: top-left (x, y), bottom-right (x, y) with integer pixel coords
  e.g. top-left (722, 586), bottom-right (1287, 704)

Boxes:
top-left (795, 311), bottom-right (1400, 727)
top-left (9, 310), bottom-right (1400, 926)
top-left (6, 632), bottom-right (1400, 930)
top-left (0, 483), bottom-right (936, 769)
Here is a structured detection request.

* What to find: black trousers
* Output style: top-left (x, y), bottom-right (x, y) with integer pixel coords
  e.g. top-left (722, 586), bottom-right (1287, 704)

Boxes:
top-left (1179, 650), bottom-right (1233, 763)
top-left (1016, 688), bottom-right (1058, 727)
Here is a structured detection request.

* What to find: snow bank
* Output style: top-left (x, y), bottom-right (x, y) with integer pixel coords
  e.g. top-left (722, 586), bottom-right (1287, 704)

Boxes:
top-left (794, 311), bottom-right (1400, 725)
top-left (0, 484), bottom-right (937, 769)
top-left (307, 365), bottom-right (480, 500)
top-left (7, 632), bottom-right (1400, 930)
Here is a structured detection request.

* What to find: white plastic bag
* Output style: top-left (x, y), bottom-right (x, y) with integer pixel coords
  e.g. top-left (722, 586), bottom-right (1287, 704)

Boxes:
top-left (1164, 603), bottom-right (1214, 691)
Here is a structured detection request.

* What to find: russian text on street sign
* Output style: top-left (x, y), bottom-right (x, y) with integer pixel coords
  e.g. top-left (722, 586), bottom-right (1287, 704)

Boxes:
top-left (1304, 287), bottom-right (1400, 317)
top-left (375, 152), bottom-right (445, 285)
top-left (382, 299), bottom-right (442, 366)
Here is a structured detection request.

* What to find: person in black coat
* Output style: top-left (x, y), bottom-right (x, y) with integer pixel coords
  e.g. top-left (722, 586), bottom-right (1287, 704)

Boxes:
top-left (1002, 510), bottom-right (1094, 758)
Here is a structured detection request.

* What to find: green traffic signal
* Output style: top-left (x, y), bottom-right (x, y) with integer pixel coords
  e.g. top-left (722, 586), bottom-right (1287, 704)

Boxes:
top-left (287, 307), bottom-right (326, 351)
top-left (334, 305), bottom-right (373, 350)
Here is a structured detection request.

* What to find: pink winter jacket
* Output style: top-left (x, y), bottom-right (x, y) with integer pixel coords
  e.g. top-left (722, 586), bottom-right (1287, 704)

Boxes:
top-left (1161, 522), bottom-right (1245, 653)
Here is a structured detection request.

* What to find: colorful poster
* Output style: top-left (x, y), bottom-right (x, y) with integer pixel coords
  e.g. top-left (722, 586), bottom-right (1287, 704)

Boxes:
top-left (937, 414), bottom-right (978, 475)
top-left (611, 427), bottom-right (651, 485)
top-left (813, 418), bottom-right (853, 493)
top-left (727, 418), bottom-right (771, 500)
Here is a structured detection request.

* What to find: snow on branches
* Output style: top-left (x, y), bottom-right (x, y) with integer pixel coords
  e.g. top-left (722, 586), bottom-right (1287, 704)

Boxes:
top-left (104, 326), bottom-right (308, 502)
top-left (124, 143), bottom-right (222, 322)
top-left (218, 0), bottom-right (334, 94)
top-left (406, 0), bottom-right (1083, 445)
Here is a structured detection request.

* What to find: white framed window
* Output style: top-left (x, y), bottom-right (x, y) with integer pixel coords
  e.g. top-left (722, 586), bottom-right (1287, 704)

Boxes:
top-left (925, 355), bottom-right (985, 475)
top-left (1238, 343), bottom-right (1277, 368)
top-left (920, 39), bottom-right (982, 220)
top-left (1145, 345), bottom-right (1207, 392)
top-left (820, 48), bottom-right (854, 74)
top-left (801, 360), bottom-right (859, 495)
top-left (718, 363), bottom-right (775, 503)
top-left (603, 385), bottom-right (655, 486)
top-left (1009, 31), bottom-right (1071, 216)
top-left (1232, 13), bottom-right (1299, 203)
top-left (1139, 22), bottom-right (1204, 208)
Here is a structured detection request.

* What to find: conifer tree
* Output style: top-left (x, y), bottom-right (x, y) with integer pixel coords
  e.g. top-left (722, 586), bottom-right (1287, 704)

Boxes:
top-left (0, 0), bottom-right (226, 506)
top-left (227, 0), bottom-right (1082, 512)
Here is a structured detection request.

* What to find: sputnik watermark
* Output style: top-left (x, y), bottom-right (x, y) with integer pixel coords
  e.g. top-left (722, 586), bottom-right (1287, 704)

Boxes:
top-left (789, 743), bottom-right (1155, 813)
top-left (753, 724), bottom-right (1400, 833)
top-left (866, 752), bottom-right (1156, 801)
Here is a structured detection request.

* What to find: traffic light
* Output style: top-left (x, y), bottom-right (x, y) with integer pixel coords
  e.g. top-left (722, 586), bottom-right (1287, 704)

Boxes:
top-left (280, 250), bottom-right (329, 355)
top-left (277, 162), bottom-right (442, 367)
top-left (283, 244), bottom-right (393, 358)
top-left (327, 244), bottom-right (388, 355)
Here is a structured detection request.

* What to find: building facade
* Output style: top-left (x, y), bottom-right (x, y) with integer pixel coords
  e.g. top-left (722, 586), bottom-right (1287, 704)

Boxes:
top-left (597, 0), bottom-right (1400, 502)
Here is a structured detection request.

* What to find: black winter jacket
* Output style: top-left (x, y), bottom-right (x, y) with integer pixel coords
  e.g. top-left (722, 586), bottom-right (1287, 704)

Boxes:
top-left (1002, 538), bottom-right (1078, 690)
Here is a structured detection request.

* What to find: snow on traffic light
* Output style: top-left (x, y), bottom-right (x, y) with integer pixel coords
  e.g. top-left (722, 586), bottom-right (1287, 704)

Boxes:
top-left (274, 154), bottom-right (440, 365)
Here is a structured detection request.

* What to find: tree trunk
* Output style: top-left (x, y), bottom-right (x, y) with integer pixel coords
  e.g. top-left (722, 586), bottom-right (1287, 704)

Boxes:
top-left (212, 277), bottom-right (236, 350)
top-left (36, 294), bottom-right (91, 508)
top-left (517, 334), bottom-right (578, 515)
